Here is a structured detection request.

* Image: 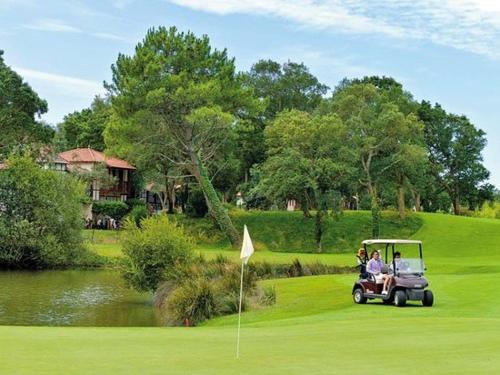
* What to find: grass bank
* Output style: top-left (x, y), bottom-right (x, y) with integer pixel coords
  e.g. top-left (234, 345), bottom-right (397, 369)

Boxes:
top-left (85, 210), bottom-right (423, 261)
top-left (181, 210), bottom-right (422, 253)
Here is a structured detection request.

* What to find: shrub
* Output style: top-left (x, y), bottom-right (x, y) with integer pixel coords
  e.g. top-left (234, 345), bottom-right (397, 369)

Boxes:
top-left (125, 198), bottom-right (147, 209)
top-left (92, 200), bottom-right (129, 220)
top-left (185, 188), bottom-right (208, 218)
top-left (154, 256), bottom-right (352, 326)
top-left (473, 201), bottom-right (500, 219)
top-left (258, 285), bottom-right (276, 306)
top-left (156, 256), bottom-right (258, 326)
top-left (164, 277), bottom-right (219, 326)
top-left (249, 259), bottom-right (354, 279)
top-left (121, 214), bottom-right (194, 292)
top-left (126, 205), bottom-right (148, 226)
top-left (0, 155), bottom-right (88, 269)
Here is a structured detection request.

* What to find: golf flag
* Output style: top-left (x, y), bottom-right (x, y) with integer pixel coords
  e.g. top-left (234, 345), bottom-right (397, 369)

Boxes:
top-left (236, 225), bottom-right (254, 359)
top-left (240, 225), bottom-right (254, 264)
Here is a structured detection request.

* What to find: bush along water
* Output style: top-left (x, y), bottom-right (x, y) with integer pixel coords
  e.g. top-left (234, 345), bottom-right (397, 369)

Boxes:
top-left (121, 215), bottom-right (353, 326)
top-left (153, 255), bottom-right (353, 326)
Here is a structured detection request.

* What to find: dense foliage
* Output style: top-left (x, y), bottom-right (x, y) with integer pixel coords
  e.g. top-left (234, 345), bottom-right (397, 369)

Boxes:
top-left (0, 155), bottom-right (88, 268)
top-left (91, 200), bottom-right (129, 220)
top-left (121, 214), bottom-right (194, 291)
top-left (105, 26), bottom-right (262, 246)
top-left (0, 51), bottom-right (53, 159)
top-left (257, 109), bottom-right (354, 250)
top-left (54, 96), bottom-right (110, 152)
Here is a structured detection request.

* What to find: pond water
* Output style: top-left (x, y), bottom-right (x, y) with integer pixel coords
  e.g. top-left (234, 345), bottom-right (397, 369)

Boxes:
top-left (0, 269), bottom-right (161, 326)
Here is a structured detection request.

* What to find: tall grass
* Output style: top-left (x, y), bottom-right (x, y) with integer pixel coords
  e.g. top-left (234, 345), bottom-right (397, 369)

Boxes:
top-left (155, 255), bottom-right (353, 326)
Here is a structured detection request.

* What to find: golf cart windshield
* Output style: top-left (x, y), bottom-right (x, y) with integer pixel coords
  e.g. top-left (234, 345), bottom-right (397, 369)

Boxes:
top-left (394, 258), bottom-right (425, 275)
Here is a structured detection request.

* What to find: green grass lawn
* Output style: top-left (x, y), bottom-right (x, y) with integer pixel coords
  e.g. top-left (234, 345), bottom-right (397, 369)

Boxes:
top-left (3, 212), bottom-right (500, 374)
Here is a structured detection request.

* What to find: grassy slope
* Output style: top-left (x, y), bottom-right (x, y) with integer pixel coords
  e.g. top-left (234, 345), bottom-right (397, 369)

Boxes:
top-left (84, 210), bottom-right (422, 265)
top-left (182, 210), bottom-right (422, 253)
top-left (3, 213), bottom-right (500, 374)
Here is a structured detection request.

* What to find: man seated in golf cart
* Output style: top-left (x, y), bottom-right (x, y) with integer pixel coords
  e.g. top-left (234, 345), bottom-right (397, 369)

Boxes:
top-left (389, 251), bottom-right (401, 274)
top-left (366, 250), bottom-right (391, 294)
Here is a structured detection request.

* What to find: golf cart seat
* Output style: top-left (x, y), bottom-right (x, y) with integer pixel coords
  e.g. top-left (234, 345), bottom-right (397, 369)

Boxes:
top-left (366, 273), bottom-right (383, 284)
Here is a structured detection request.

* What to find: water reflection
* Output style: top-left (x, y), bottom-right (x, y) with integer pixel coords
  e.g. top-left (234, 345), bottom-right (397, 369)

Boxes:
top-left (0, 269), bottom-right (160, 326)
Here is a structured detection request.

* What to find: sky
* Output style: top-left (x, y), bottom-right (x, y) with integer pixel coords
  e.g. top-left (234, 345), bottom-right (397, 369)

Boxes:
top-left (1, 0), bottom-right (499, 187)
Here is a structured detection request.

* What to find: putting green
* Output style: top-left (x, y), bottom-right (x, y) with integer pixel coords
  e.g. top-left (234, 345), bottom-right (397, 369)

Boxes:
top-left (2, 213), bottom-right (500, 374)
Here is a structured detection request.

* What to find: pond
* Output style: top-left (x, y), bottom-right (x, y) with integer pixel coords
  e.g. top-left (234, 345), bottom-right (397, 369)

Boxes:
top-left (0, 269), bottom-right (161, 327)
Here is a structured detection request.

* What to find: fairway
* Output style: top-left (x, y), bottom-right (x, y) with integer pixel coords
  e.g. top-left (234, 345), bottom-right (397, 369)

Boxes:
top-left (2, 213), bottom-right (500, 374)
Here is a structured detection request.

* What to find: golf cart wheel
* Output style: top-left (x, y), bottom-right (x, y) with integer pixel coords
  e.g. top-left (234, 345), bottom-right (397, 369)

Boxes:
top-left (422, 290), bottom-right (434, 307)
top-left (353, 288), bottom-right (367, 304)
top-left (394, 290), bottom-right (407, 307)
top-left (382, 295), bottom-right (394, 304)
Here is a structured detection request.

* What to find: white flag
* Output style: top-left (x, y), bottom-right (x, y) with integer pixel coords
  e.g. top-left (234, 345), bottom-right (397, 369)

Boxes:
top-left (240, 225), bottom-right (254, 264)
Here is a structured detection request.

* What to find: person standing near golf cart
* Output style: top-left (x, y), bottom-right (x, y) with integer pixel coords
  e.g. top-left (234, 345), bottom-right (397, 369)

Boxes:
top-left (366, 250), bottom-right (391, 294)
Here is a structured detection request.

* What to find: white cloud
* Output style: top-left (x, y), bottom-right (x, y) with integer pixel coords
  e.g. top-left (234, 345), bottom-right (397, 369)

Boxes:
top-left (23, 18), bottom-right (82, 33)
top-left (14, 67), bottom-right (104, 98)
top-left (167, 0), bottom-right (500, 59)
top-left (22, 18), bottom-right (130, 43)
top-left (90, 32), bottom-right (131, 43)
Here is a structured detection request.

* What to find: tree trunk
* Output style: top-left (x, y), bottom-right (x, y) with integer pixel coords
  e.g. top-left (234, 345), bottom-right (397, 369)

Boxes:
top-left (156, 192), bottom-right (168, 212)
top-left (410, 188), bottom-right (421, 212)
top-left (453, 196), bottom-right (460, 215)
top-left (397, 185), bottom-right (406, 219)
top-left (450, 183), bottom-right (461, 215)
top-left (167, 183), bottom-right (176, 214)
top-left (315, 210), bottom-right (324, 253)
top-left (301, 200), bottom-right (312, 218)
top-left (368, 184), bottom-right (380, 239)
top-left (190, 151), bottom-right (241, 247)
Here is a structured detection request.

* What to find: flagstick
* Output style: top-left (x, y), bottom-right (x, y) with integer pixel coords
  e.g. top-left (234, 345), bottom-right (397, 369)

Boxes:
top-left (236, 260), bottom-right (244, 359)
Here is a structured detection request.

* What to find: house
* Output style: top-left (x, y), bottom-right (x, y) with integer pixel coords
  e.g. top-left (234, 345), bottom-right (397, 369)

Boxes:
top-left (44, 155), bottom-right (69, 172)
top-left (58, 147), bottom-right (136, 201)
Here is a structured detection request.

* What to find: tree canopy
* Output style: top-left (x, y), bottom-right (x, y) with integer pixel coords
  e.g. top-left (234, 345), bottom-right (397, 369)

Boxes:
top-left (54, 96), bottom-right (110, 152)
top-left (257, 109), bottom-right (354, 250)
top-left (331, 82), bottom-right (425, 234)
top-left (419, 101), bottom-right (491, 214)
top-left (105, 26), bottom-right (262, 246)
top-left (0, 51), bottom-right (53, 159)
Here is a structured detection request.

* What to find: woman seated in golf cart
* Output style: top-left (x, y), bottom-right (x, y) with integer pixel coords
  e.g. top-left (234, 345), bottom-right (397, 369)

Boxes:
top-left (355, 248), bottom-right (368, 277)
top-left (366, 250), bottom-right (391, 294)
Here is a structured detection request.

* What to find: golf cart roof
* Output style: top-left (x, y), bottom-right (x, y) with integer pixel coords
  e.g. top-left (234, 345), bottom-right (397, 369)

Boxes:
top-left (362, 239), bottom-right (422, 245)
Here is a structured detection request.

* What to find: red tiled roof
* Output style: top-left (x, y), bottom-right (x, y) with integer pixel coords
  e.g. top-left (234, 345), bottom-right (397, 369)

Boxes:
top-left (58, 148), bottom-right (136, 170)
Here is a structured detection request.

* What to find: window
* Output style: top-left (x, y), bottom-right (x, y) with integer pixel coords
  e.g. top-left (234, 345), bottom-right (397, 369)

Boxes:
top-left (121, 194), bottom-right (128, 201)
top-left (92, 189), bottom-right (100, 201)
top-left (123, 170), bottom-right (128, 182)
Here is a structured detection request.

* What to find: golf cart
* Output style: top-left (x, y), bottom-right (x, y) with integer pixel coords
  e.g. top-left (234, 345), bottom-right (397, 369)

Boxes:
top-left (352, 239), bottom-right (434, 307)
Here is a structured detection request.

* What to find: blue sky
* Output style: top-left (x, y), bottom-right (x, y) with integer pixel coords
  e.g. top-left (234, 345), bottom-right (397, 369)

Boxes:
top-left (1, 0), bottom-right (499, 187)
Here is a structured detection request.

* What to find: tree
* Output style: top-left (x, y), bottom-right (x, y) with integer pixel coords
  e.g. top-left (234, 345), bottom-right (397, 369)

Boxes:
top-left (236, 60), bottom-right (329, 181)
top-left (0, 155), bottom-right (86, 268)
top-left (0, 50), bottom-right (53, 159)
top-left (257, 110), bottom-right (353, 251)
top-left (245, 59), bottom-right (329, 119)
top-left (331, 83), bottom-right (424, 235)
top-left (418, 101), bottom-right (490, 214)
top-left (105, 26), bottom-right (262, 246)
top-left (55, 96), bottom-right (110, 151)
